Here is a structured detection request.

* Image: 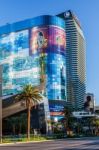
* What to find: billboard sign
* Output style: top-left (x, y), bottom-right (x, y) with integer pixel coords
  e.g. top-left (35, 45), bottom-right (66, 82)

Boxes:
top-left (30, 26), bottom-right (66, 56)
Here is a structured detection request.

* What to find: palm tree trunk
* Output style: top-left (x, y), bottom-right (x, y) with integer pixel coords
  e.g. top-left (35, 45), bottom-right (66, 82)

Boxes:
top-left (27, 106), bottom-right (31, 140)
top-left (19, 123), bottom-right (21, 134)
top-left (13, 125), bottom-right (15, 135)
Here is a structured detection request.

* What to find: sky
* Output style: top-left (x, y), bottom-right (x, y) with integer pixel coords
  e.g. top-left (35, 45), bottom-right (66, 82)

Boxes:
top-left (0, 0), bottom-right (99, 104)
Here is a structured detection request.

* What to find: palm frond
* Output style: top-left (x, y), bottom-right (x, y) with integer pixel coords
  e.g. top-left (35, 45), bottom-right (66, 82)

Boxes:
top-left (15, 84), bottom-right (43, 108)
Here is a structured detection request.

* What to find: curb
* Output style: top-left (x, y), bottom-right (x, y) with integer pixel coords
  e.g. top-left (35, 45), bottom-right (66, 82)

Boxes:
top-left (0, 140), bottom-right (53, 146)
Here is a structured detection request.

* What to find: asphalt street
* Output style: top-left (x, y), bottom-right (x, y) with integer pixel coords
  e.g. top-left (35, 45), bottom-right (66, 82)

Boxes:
top-left (0, 138), bottom-right (99, 150)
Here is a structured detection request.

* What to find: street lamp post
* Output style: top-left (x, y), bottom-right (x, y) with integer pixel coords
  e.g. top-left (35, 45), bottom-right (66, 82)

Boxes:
top-left (0, 98), bottom-right (2, 143)
top-left (0, 65), bottom-right (2, 143)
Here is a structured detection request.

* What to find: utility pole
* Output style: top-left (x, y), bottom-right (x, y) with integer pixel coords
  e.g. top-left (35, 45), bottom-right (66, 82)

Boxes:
top-left (0, 65), bottom-right (2, 143)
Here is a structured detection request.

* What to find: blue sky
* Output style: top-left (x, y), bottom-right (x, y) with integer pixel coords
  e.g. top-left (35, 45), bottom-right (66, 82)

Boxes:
top-left (0, 0), bottom-right (99, 104)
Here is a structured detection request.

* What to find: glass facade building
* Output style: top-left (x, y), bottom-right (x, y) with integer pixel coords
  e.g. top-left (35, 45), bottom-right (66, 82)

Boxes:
top-left (0, 16), bottom-right (66, 118)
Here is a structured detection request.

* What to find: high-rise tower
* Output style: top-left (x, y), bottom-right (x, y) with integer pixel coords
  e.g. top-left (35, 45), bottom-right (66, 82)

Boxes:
top-left (57, 10), bottom-right (86, 110)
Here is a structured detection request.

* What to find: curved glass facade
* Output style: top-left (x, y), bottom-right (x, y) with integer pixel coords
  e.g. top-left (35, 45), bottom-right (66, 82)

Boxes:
top-left (0, 15), bottom-right (66, 101)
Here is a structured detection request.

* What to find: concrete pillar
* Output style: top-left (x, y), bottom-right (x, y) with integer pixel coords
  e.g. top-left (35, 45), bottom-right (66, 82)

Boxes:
top-left (43, 96), bottom-right (52, 135)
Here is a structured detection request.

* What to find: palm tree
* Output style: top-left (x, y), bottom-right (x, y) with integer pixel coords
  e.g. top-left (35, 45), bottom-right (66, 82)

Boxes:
top-left (18, 113), bottom-right (27, 134)
top-left (86, 117), bottom-right (95, 135)
top-left (16, 85), bottom-right (43, 140)
top-left (39, 53), bottom-right (46, 91)
top-left (93, 118), bottom-right (99, 135)
top-left (6, 117), bottom-right (18, 135)
top-left (63, 106), bottom-right (73, 133)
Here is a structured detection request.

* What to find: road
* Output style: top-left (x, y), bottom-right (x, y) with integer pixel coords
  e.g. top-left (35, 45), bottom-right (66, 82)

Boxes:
top-left (0, 138), bottom-right (99, 150)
